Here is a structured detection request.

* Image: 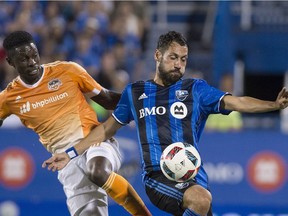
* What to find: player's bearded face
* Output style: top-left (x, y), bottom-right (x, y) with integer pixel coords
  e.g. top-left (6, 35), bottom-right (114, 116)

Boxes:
top-left (158, 58), bottom-right (184, 86)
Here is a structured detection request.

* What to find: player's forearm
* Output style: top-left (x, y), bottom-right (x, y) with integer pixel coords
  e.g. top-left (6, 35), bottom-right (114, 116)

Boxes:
top-left (229, 96), bottom-right (280, 113)
top-left (73, 116), bottom-right (120, 156)
top-left (74, 124), bottom-right (108, 155)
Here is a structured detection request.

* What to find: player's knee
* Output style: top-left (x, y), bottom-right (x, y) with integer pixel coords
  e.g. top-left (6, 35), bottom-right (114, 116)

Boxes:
top-left (183, 185), bottom-right (212, 215)
top-left (86, 157), bottom-right (112, 187)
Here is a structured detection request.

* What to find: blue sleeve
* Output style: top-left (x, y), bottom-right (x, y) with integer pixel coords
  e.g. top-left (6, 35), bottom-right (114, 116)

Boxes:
top-left (112, 84), bottom-right (134, 125)
top-left (193, 79), bottom-right (231, 115)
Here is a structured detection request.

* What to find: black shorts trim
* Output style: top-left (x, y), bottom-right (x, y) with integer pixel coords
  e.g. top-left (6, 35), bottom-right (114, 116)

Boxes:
top-left (144, 171), bottom-right (197, 216)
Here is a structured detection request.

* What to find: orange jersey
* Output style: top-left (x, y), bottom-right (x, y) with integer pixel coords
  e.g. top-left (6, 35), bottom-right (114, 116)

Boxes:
top-left (0, 61), bottom-right (103, 153)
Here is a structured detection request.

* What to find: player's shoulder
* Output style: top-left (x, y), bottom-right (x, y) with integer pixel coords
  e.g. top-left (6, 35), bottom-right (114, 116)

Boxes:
top-left (179, 78), bottom-right (203, 87)
top-left (183, 77), bottom-right (206, 83)
top-left (132, 80), bottom-right (145, 85)
top-left (43, 61), bottom-right (86, 77)
top-left (43, 61), bottom-right (80, 69)
top-left (2, 77), bottom-right (20, 93)
top-left (0, 79), bottom-right (18, 101)
top-left (185, 78), bottom-right (208, 86)
top-left (129, 80), bottom-right (147, 89)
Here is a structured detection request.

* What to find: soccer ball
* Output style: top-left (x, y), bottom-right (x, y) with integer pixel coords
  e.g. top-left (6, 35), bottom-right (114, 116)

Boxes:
top-left (160, 142), bottom-right (201, 182)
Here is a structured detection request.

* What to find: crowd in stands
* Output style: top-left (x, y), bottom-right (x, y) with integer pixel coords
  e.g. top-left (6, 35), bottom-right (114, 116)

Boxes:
top-left (0, 1), bottom-right (150, 92)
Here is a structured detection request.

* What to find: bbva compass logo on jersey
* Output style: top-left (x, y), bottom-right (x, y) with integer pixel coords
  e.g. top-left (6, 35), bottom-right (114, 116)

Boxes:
top-left (139, 102), bottom-right (188, 119)
top-left (176, 90), bottom-right (188, 101)
top-left (48, 78), bottom-right (62, 91)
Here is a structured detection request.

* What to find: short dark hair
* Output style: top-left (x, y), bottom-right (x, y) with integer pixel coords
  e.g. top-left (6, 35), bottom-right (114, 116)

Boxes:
top-left (3, 31), bottom-right (34, 51)
top-left (157, 31), bottom-right (187, 52)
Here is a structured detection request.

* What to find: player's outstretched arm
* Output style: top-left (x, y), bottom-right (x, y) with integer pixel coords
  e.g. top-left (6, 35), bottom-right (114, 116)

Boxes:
top-left (222, 87), bottom-right (288, 113)
top-left (42, 116), bottom-right (121, 171)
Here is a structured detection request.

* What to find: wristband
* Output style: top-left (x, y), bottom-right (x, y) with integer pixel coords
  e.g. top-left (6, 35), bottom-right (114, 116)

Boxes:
top-left (65, 147), bottom-right (78, 159)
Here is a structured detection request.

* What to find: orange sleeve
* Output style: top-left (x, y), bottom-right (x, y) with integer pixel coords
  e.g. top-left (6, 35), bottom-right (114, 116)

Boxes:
top-left (67, 62), bottom-right (103, 97)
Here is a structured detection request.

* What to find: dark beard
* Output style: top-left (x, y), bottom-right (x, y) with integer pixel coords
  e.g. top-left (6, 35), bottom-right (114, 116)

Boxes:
top-left (158, 63), bottom-right (183, 86)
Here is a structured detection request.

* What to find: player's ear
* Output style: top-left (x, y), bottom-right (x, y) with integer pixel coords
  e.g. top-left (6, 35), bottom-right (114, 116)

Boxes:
top-left (6, 57), bottom-right (14, 67)
top-left (154, 50), bottom-right (161, 62)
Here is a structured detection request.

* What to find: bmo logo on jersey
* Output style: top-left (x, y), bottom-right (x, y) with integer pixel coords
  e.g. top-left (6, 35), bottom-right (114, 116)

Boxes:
top-left (139, 106), bottom-right (166, 118)
top-left (139, 102), bottom-right (188, 119)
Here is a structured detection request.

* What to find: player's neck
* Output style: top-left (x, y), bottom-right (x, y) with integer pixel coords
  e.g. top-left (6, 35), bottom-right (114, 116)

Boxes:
top-left (153, 75), bottom-right (164, 86)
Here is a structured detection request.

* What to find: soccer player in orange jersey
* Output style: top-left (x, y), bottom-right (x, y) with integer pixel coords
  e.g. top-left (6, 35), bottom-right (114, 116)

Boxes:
top-left (0, 31), bottom-right (151, 216)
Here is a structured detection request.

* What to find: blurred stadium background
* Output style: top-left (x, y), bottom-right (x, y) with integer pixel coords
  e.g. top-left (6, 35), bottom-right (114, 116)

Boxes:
top-left (0, 1), bottom-right (288, 215)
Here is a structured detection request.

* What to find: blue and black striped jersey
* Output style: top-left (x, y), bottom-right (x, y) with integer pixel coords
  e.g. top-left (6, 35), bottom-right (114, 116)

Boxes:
top-left (112, 78), bottom-right (231, 189)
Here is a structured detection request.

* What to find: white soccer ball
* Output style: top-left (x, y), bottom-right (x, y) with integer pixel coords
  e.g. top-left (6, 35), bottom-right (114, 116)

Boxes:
top-left (160, 142), bottom-right (201, 182)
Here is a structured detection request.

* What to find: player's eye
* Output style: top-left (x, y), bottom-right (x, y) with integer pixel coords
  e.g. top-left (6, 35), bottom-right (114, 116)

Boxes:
top-left (181, 58), bottom-right (187, 63)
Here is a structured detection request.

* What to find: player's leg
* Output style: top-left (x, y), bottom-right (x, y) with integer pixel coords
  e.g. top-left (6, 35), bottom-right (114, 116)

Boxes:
top-left (144, 171), bottom-right (212, 216)
top-left (86, 138), bottom-right (151, 216)
top-left (182, 184), bottom-right (212, 216)
top-left (57, 154), bottom-right (108, 216)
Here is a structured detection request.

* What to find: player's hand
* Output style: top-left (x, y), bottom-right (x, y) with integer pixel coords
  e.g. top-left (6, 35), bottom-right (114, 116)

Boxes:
top-left (276, 87), bottom-right (288, 110)
top-left (42, 152), bottom-right (70, 172)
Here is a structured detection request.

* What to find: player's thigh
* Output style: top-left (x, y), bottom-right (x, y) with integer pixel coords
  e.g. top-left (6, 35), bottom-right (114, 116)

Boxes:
top-left (144, 171), bottom-right (197, 216)
top-left (86, 137), bottom-right (122, 172)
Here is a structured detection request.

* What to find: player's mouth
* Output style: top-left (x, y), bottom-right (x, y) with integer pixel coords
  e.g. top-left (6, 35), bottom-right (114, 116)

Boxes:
top-left (27, 67), bottom-right (40, 76)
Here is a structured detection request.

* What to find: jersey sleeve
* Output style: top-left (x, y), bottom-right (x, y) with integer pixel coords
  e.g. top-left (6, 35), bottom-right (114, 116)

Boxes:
top-left (193, 79), bottom-right (231, 115)
top-left (68, 62), bottom-right (103, 98)
top-left (112, 84), bottom-right (133, 125)
top-left (0, 90), bottom-right (11, 120)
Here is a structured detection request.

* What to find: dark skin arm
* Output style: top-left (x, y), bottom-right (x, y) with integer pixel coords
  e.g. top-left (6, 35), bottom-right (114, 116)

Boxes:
top-left (0, 119), bottom-right (2, 127)
top-left (91, 89), bottom-right (121, 110)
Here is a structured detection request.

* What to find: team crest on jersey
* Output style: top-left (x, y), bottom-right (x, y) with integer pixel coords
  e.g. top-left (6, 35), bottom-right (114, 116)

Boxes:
top-left (175, 90), bottom-right (188, 101)
top-left (48, 78), bottom-right (62, 91)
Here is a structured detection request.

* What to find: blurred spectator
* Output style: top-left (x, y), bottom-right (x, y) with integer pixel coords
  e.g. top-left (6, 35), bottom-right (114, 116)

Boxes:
top-left (97, 50), bottom-right (129, 92)
top-left (91, 50), bottom-right (130, 122)
top-left (0, 1), bottom-right (149, 91)
top-left (42, 17), bottom-right (75, 62)
top-left (5, 1), bottom-right (45, 44)
top-left (71, 33), bottom-right (101, 78)
top-left (75, 1), bottom-right (110, 35)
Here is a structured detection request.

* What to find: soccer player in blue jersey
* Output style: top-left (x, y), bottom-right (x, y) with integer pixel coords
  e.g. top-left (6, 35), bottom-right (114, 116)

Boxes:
top-left (43, 31), bottom-right (288, 216)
